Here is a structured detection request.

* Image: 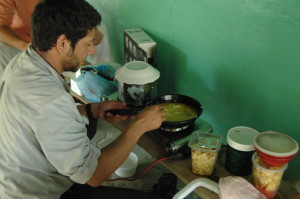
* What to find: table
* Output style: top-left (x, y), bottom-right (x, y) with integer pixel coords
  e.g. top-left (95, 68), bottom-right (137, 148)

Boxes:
top-left (71, 92), bottom-right (298, 199)
top-left (113, 121), bottom-right (220, 198)
top-left (113, 121), bottom-right (299, 199)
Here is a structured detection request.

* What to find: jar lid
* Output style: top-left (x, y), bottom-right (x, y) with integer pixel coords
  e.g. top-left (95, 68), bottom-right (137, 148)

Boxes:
top-left (252, 152), bottom-right (288, 172)
top-left (254, 131), bottom-right (299, 157)
top-left (227, 126), bottom-right (259, 152)
top-left (188, 131), bottom-right (222, 152)
top-left (115, 61), bottom-right (160, 84)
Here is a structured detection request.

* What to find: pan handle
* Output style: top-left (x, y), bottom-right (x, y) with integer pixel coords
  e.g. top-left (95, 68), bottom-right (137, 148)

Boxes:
top-left (105, 109), bottom-right (139, 116)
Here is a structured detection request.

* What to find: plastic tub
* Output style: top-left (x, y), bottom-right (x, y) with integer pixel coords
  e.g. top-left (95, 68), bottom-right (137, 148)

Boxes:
top-left (254, 131), bottom-right (299, 167)
top-left (252, 153), bottom-right (287, 199)
top-left (225, 126), bottom-right (259, 176)
top-left (115, 152), bottom-right (139, 177)
top-left (188, 131), bottom-right (222, 175)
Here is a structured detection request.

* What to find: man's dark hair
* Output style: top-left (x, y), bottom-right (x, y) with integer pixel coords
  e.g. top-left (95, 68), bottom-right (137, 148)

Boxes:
top-left (31, 0), bottom-right (101, 51)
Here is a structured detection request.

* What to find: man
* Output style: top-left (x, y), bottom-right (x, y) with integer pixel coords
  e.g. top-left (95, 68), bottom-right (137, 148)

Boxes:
top-left (0, 0), bottom-right (166, 199)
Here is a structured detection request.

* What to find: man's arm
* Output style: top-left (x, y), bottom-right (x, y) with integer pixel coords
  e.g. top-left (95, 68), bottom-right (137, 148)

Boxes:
top-left (0, 26), bottom-right (30, 50)
top-left (87, 105), bottom-right (166, 187)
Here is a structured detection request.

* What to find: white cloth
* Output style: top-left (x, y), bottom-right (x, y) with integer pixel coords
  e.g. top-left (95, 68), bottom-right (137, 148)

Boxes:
top-left (219, 176), bottom-right (266, 199)
top-left (0, 42), bottom-right (21, 75)
top-left (0, 47), bottom-right (101, 199)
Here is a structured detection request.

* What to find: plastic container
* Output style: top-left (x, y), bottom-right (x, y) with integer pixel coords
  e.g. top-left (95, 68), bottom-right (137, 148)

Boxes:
top-left (115, 152), bottom-right (139, 177)
top-left (225, 126), bottom-right (259, 176)
top-left (188, 131), bottom-right (222, 175)
top-left (254, 131), bottom-right (299, 167)
top-left (252, 153), bottom-right (287, 199)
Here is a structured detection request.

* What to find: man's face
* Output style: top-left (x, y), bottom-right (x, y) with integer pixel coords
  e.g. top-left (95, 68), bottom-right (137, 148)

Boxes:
top-left (63, 29), bottom-right (96, 72)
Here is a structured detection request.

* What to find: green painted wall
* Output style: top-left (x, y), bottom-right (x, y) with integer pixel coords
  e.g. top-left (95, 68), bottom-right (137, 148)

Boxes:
top-left (88, 0), bottom-right (300, 180)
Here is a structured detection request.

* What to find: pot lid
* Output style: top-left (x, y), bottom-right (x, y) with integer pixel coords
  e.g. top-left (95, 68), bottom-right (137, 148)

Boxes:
top-left (115, 61), bottom-right (160, 84)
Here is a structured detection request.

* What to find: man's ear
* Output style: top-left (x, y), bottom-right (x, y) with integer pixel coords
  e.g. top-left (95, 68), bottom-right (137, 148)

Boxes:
top-left (56, 34), bottom-right (71, 55)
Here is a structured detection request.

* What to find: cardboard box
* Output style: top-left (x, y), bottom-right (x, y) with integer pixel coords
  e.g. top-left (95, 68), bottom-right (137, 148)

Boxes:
top-left (124, 28), bottom-right (156, 66)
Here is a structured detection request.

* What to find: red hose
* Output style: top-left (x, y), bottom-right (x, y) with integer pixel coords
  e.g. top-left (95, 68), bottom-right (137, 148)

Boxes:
top-left (106, 157), bottom-right (168, 182)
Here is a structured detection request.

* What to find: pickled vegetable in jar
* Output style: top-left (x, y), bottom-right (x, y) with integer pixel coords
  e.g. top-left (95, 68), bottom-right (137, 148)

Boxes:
top-left (252, 153), bottom-right (287, 199)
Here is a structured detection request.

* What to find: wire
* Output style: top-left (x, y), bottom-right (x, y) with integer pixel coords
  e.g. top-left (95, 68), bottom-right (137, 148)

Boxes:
top-left (105, 157), bottom-right (168, 182)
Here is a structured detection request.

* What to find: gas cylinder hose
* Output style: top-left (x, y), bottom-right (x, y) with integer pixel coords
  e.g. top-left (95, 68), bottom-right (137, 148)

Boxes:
top-left (105, 151), bottom-right (189, 182)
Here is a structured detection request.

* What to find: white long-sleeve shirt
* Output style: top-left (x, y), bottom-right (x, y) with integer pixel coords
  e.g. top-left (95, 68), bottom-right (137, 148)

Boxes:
top-left (0, 47), bottom-right (100, 199)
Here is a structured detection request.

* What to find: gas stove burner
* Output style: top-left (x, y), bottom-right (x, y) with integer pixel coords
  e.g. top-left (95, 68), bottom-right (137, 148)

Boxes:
top-left (157, 124), bottom-right (195, 154)
top-left (159, 125), bottom-right (190, 133)
top-left (158, 124), bottom-right (195, 142)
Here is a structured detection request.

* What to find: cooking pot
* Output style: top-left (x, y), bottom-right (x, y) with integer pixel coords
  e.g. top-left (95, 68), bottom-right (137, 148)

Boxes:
top-left (151, 94), bottom-right (203, 130)
top-left (115, 61), bottom-right (159, 107)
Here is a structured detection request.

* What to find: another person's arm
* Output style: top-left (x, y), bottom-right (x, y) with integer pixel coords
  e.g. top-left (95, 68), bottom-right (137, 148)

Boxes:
top-left (0, 26), bottom-right (30, 50)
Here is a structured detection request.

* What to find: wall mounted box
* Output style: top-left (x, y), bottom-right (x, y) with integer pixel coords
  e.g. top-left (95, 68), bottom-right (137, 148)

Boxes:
top-left (124, 28), bottom-right (156, 66)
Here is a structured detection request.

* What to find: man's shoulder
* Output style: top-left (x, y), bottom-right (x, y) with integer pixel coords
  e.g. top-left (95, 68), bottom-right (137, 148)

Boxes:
top-left (4, 67), bottom-right (70, 112)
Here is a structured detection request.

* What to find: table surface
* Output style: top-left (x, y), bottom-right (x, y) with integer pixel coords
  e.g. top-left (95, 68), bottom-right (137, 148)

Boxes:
top-left (70, 92), bottom-right (298, 199)
top-left (113, 121), bottom-right (298, 199)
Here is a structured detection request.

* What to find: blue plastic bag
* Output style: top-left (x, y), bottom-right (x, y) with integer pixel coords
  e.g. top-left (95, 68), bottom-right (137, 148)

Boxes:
top-left (76, 65), bottom-right (118, 102)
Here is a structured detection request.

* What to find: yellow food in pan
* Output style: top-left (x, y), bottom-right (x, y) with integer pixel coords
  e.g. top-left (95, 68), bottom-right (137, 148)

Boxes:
top-left (159, 102), bottom-right (197, 122)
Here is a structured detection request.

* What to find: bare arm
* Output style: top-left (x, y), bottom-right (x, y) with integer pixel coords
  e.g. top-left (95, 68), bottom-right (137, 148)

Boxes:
top-left (87, 105), bottom-right (166, 187)
top-left (0, 26), bottom-right (30, 50)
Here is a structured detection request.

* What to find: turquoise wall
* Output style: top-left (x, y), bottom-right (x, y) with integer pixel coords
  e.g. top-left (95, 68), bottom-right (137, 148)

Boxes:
top-left (88, 0), bottom-right (300, 179)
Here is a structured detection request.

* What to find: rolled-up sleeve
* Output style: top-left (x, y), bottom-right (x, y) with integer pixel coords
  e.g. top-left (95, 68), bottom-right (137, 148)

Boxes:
top-left (32, 94), bottom-right (100, 184)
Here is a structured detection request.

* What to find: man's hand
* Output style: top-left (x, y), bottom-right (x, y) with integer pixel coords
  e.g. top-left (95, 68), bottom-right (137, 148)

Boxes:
top-left (126, 105), bottom-right (166, 136)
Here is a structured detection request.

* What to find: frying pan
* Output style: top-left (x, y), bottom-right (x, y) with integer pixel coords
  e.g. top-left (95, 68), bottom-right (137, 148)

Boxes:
top-left (106, 94), bottom-right (203, 130)
top-left (151, 94), bottom-right (203, 129)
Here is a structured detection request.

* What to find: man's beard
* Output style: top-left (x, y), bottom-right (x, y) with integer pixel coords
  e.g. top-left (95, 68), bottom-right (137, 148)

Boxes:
top-left (62, 51), bottom-right (80, 72)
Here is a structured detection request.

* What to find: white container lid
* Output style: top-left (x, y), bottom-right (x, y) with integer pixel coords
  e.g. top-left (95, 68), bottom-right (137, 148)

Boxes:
top-left (115, 61), bottom-right (160, 84)
top-left (254, 131), bottom-right (299, 157)
top-left (227, 126), bottom-right (259, 152)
